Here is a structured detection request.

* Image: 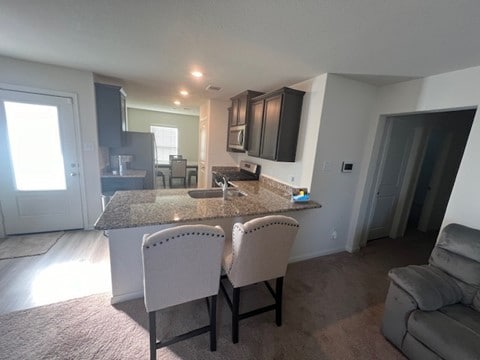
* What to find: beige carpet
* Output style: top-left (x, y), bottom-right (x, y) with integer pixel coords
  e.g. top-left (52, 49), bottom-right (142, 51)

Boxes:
top-left (0, 231), bottom-right (435, 359)
top-left (0, 231), bottom-right (64, 259)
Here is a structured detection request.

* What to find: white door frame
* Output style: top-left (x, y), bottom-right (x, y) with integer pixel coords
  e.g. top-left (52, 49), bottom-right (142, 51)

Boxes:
top-left (357, 107), bottom-right (476, 249)
top-left (0, 83), bottom-right (88, 233)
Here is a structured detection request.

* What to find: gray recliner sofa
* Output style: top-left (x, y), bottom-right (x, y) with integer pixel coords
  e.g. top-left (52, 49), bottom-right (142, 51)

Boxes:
top-left (382, 223), bottom-right (480, 359)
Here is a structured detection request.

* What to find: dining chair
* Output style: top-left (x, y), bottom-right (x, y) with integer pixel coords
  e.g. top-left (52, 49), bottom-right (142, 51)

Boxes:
top-left (220, 215), bottom-right (299, 343)
top-left (169, 154), bottom-right (183, 162)
top-left (169, 158), bottom-right (187, 188)
top-left (142, 224), bottom-right (225, 360)
top-left (156, 170), bottom-right (166, 188)
top-left (187, 169), bottom-right (197, 187)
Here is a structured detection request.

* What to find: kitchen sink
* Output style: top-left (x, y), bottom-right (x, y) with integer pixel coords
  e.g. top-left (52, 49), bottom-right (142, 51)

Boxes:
top-left (188, 188), bottom-right (246, 199)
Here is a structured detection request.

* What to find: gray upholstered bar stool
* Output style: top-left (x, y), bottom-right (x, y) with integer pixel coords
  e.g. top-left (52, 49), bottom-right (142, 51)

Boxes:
top-left (142, 225), bottom-right (225, 360)
top-left (220, 215), bottom-right (299, 343)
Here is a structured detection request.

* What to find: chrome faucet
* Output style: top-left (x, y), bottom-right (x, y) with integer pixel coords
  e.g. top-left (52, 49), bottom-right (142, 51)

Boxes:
top-left (215, 176), bottom-right (229, 200)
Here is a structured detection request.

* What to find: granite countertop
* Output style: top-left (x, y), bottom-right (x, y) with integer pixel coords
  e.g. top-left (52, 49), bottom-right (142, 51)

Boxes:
top-left (100, 170), bottom-right (147, 178)
top-left (94, 180), bottom-right (321, 230)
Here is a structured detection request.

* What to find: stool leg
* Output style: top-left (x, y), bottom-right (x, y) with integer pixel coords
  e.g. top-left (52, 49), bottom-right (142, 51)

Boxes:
top-left (232, 287), bottom-right (240, 344)
top-left (275, 277), bottom-right (284, 326)
top-left (149, 311), bottom-right (157, 360)
top-left (210, 295), bottom-right (217, 351)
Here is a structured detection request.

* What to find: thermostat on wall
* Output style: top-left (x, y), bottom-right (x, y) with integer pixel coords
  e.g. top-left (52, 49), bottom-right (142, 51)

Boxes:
top-left (341, 161), bottom-right (354, 173)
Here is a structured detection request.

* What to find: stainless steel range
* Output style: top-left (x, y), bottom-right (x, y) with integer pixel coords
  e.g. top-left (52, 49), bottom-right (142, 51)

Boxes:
top-left (212, 160), bottom-right (260, 184)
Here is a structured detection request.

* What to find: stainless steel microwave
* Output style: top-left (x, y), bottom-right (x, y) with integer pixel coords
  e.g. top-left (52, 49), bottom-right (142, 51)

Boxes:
top-left (228, 125), bottom-right (246, 151)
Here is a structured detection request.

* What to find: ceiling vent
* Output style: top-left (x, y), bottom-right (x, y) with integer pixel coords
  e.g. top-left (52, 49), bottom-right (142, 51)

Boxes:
top-left (206, 84), bottom-right (222, 92)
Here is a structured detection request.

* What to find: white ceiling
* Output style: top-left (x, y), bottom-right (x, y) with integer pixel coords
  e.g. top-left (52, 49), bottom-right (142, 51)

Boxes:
top-left (1, 1), bottom-right (480, 115)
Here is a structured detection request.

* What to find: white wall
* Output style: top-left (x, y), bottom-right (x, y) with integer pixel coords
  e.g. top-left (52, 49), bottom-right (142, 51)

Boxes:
top-left (293, 74), bottom-right (378, 258)
top-left (0, 55), bottom-right (102, 229)
top-left (349, 65), bottom-right (480, 251)
top-left (127, 108), bottom-right (199, 161)
top-left (205, 99), bottom-right (238, 185)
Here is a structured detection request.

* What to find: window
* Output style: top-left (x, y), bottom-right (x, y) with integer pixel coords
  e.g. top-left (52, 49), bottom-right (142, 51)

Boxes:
top-left (4, 101), bottom-right (66, 191)
top-left (150, 126), bottom-right (178, 163)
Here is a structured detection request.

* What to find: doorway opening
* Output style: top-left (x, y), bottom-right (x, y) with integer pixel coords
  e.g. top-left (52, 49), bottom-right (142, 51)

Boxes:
top-left (364, 108), bottom-right (475, 245)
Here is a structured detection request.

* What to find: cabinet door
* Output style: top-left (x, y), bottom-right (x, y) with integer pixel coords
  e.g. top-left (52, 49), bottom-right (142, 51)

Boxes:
top-left (101, 177), bottom-right (145, 192)
top-left (260, 94), bottom-right (282, 160)
top-left (230, 98), bottom-right (239, 126)
top-left (95, 83), bottom-right (124, 147)
top-left (248, 99), bottom-right (265, 157)
top-left (236, 95), bottom-right (248, 125)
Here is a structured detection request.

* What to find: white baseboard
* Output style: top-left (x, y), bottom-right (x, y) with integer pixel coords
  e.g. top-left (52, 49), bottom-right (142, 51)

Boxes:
top-left (288, 247), bottom-right (345, 263)
top-left (345, 243), bottom-right (360, 253)
top-left (110, 291), bottom-right (143, 304)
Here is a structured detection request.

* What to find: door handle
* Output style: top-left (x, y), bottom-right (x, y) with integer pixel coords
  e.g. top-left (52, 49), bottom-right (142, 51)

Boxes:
top-left (70, 172), bottom-right (78, 176)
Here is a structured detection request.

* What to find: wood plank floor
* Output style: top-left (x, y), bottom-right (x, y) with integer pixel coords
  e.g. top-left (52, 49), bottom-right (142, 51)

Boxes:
top-left (0, 230), bottom-right (110, 315)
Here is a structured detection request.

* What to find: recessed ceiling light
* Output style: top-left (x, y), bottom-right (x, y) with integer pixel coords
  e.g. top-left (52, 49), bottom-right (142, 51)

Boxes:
top-left (191, 71), bottom-right (203, 78)
top-left (173, 100), bottom-right (181, 105)
top-left (179, 90), bottom-right (189, 96)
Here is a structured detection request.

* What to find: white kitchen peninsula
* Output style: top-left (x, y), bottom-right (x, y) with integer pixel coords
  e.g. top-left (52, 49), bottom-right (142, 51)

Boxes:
top-left (95, 180), bottom-right (320, 303)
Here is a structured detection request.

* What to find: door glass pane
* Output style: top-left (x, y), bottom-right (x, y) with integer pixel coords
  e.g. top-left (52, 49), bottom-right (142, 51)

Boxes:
top-left (4, 101), bottom-right (66, 191)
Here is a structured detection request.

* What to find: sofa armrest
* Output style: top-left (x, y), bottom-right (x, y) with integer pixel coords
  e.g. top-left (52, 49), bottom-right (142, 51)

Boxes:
top-left (382, 282), bottom-right (418, 348)
top-left (389, 265), bottom-right (462, 311)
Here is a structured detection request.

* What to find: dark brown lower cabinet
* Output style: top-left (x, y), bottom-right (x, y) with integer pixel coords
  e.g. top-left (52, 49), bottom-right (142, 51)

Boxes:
top-left (247, 87), bottom-right (305, 162)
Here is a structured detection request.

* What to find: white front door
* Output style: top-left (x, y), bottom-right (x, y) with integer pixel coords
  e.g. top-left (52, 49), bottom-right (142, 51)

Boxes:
top-left (0, 89), bottom-right (83, 234)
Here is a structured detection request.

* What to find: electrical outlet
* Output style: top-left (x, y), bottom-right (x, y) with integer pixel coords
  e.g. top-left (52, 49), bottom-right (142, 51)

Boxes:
top-left (290, 175), bottom-right (295, 183)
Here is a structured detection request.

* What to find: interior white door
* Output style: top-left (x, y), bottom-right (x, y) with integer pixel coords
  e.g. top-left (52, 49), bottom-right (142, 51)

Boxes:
top-left (418, 132), bottom-right (455, 232)
top-left (367, 121), bottom-right (414, 240)
top-left (0, 89), bottom-right (83, 234)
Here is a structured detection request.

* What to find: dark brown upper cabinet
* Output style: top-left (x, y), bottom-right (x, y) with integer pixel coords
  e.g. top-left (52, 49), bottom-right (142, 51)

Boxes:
top-left (227, 90), bottom-right (264, 152)
top-left (247, 98), bottom-right (266, 157)
top-left (95, 83), bottom-right (127, 148)
top-left (247, 87), bottom-right (305, 162)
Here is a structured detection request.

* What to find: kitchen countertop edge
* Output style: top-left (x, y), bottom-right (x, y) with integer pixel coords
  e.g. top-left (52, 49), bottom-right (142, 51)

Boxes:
top-left (94, 181), bottom-right (321, 231)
